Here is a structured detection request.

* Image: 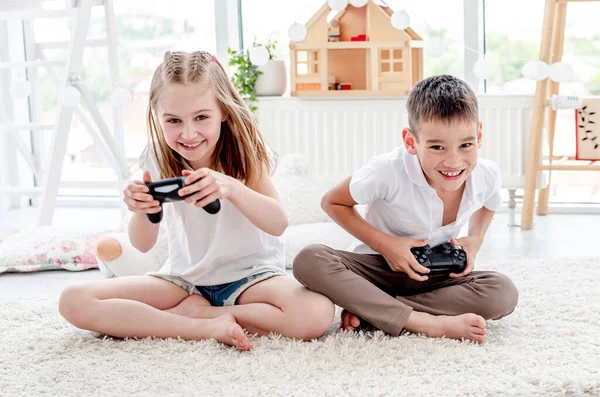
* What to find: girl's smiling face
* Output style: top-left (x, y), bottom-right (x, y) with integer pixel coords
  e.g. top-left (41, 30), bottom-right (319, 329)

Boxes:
top-left (157, 79), bottom-right (225, 169)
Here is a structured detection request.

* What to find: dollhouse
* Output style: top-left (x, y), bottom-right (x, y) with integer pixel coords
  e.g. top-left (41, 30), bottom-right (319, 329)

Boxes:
top-left (289, 0), bottom-right (424, 97)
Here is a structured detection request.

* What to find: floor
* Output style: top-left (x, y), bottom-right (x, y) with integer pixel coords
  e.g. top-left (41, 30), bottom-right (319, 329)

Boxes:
top-left (0, 206), bottom-right (598, 299)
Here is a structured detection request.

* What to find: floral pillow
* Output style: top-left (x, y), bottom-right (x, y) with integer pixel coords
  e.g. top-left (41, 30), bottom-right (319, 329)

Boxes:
top-left (0, 227), bottom-right (99, 274)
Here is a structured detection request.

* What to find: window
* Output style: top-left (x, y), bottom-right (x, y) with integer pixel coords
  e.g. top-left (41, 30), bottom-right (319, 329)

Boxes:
top-left (297, 50), bottom-right (319, 75)
top-left (484, 0), bottom-right (600, 96)
top-left (484, 0), bottom-right (600, 204)
top-left (380, 48), bottom-right (403, 73)
top-left (19, 0), bottom-right (217, 198)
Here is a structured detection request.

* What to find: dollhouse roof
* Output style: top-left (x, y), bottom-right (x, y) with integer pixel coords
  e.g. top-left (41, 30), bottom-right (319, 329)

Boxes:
top-left (303, 0), bottom-right (423, 42)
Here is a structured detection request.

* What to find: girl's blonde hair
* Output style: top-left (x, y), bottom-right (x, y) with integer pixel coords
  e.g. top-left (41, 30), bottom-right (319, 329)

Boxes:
top-left (142, 50), bottom-right (271, 186)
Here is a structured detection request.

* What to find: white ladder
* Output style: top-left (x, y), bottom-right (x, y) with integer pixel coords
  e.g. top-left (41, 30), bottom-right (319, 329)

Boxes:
top-left (0, 0), bottom-right (128, 225)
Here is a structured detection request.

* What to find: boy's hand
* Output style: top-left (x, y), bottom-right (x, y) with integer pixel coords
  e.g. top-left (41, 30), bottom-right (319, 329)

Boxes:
top-left (449, 236), bottom-right (483, 278)
top-left (378, 235), bottom-right (431, 281)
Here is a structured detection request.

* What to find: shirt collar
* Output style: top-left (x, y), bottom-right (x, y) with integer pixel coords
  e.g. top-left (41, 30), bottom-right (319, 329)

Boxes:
top-left (403, 150), bottom-right (430, 188)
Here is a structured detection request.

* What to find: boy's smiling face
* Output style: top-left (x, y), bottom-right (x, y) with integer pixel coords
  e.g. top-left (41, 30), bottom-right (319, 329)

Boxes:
top-left (403, 119), bottom-right (482, 193)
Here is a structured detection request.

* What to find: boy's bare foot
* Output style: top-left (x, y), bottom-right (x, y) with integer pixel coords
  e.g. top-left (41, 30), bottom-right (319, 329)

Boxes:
top-left (204, 314), bottom-right (253, 351)
top-left (405, 312), bottom-right (487, 344)
top-left (340, 309), bottom-right (361, 332)
top-left (167, 294), bottom-right (211, 318)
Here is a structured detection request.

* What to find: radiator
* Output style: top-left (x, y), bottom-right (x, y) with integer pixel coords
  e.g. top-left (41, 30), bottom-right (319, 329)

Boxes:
top-left (257, 95), bottom-right (533, 189)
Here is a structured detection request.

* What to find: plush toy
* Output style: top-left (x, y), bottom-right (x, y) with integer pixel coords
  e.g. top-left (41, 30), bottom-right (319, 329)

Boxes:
top-left (95, 230), bottom-right (167, 278)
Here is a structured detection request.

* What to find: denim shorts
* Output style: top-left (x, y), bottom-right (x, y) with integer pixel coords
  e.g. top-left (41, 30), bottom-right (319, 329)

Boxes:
top-left (150, 271), bottom-right (281, 306)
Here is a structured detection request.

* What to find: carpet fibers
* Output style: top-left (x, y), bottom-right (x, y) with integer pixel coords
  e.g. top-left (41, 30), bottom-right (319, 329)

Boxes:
top-left (1, 257), bottom-right (599, 396)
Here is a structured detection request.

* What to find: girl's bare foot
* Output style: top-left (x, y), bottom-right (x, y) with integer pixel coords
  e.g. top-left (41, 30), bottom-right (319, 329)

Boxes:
top-left (167, 295), bottom-right (211, 318)
top-left (340, 309), bottom-right (361, 332)
top-left (205, 314), bottom-right (253, 351)
top-left (169, 298), bottom-right (252, 350)
top-left (405, 312), bottom-right (487, 344)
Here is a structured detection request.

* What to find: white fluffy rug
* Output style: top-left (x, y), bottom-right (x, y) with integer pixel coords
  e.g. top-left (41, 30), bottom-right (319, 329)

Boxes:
top-left (2, 257), bottom-right (600, 397)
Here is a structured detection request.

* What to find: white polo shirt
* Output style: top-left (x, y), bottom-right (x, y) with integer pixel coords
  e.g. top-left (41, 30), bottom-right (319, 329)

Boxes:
top-left (347, 147), bottom-right (502, 255)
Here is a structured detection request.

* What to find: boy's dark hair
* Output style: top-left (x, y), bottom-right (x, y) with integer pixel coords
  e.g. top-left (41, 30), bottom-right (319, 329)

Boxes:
top-left (406, 75), bottom-right (478, 140)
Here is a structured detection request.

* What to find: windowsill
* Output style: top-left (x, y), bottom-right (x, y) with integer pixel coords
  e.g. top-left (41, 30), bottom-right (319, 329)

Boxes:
top-left (256, 94), bottom-right (535, 101)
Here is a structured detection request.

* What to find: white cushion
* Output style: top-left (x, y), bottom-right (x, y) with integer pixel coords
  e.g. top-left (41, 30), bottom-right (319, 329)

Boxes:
top-left (272, 153), bottom-right (333, 226)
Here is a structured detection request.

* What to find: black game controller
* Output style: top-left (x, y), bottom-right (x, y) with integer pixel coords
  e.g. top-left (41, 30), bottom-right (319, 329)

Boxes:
top-left (410, 242), bottom-right (467, 276)
top-left (145, 176), bottom-right (221, 223)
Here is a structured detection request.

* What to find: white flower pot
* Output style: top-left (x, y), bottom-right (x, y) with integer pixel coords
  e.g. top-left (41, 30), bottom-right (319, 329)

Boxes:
top-left (256, 60), bottom-right (287, 96)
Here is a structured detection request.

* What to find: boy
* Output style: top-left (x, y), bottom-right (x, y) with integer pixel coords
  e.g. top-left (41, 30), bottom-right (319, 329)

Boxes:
top-left (293, 75), bottom-right (518, 343)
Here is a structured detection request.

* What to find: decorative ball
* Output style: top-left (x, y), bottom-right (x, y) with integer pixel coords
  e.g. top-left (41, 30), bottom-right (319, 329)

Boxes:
top-left (288, 22), bottom-right (307, 42)
top-left (328, 0), bottom-right (348, 11)
top-left (426, 39), bottom-right (446, 58)
top-left (248, 45), bottom-right (270, 66)
top-left (549, 62), bottom-right (574, 82)
top-left (522, 60), bottom-right (549, 81)
top-left (391, 10), bottom-right (410, 30)
top-left (63, 85), bottom-right (81, 108)
top-left (10, 80), bottom-right (32, 98)
top-left (565, 63), bottom-right (576, 81)
top-left (473, 59), bottom-right (493, 79)
top-left (110, 87), bottom-right (132, 106)
top-left (349, 0), bottom-right (368, 7)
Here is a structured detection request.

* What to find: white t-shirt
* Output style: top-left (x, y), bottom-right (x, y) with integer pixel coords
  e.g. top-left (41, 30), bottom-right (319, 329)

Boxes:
top-left (142, 149), bottom-right (286, 286)
top-left (347, 147), bottom-right (502, 255)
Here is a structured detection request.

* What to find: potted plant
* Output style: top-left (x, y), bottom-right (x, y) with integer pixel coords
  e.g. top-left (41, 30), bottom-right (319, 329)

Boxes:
top-left (228, 39), bottom-right (286, 111)
top-left (254, 40), bottom-right (287, 97)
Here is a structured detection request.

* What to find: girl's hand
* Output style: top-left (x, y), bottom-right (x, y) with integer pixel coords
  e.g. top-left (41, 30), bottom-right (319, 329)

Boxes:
top-left (178, 168), bottom-right (240, 208)
top-left (123, 171), bottom-right (162, 214)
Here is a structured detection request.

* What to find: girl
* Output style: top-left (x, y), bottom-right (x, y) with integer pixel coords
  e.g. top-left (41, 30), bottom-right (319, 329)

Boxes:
top-left (59, 50), bottom-right (335, 351)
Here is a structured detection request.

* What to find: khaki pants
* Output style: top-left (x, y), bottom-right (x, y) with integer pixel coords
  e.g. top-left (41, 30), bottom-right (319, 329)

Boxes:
top-left (293, 244), bottom-right (519, 336)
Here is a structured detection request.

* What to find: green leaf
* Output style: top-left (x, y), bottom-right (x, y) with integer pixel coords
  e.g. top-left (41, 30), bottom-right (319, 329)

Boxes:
top-left (227, 40), bottom-right (278, 113)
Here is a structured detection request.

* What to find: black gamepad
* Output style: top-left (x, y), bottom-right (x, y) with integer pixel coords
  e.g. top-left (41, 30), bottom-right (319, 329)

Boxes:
top-left (410, 242), bottom-right (467, 276)
top-left (145, 176), bottom-right (221, 223)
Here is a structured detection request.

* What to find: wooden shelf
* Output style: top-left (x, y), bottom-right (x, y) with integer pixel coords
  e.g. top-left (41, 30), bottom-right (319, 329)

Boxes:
top-left (293, 41), bottom-right (418, 50)
top-left (521, 0), bottom-right (600, 229)
top-left (293, 89), bottom-right (405, 97)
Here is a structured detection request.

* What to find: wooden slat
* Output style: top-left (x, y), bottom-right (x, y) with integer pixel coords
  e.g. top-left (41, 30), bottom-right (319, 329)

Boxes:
top-left (0, 123), bottom-right (54, 132)
top-left (37, 39), bottom-right (108, 50)
top-left (540, 164), bottom-right (600, 171)
top-left (0, 61), bottom-right (64, 69)
top-left (0, 8), bottom-right (77, 21)
top-left (556, 0), bottom-right (600, 3)
top-left (0, 187), bottom-right (43, 196)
